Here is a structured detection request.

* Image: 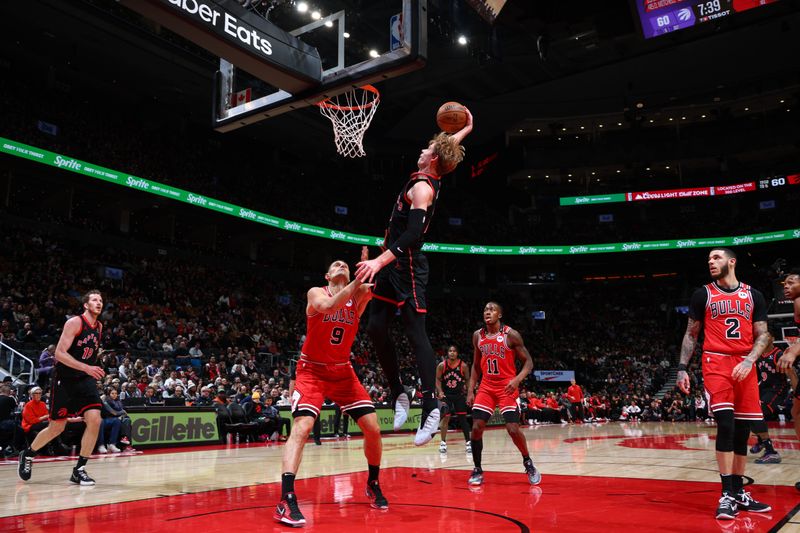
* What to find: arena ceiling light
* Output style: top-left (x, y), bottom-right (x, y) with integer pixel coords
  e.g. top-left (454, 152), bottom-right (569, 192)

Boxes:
top-left (457, 35), bottom-right (467, 45)
top-left (296, 1), bottom-right (308, 13)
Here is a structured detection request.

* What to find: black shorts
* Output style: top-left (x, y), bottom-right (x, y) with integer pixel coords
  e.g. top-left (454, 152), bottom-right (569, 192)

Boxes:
top-left (372, 253), bottom-right (429, 312)
top-left (49, 376), bottom-right (102, 420)
top-left (441, 395), bottom-right (468, 416)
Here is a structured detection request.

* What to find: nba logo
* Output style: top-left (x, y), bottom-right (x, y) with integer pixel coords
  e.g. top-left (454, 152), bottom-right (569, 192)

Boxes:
top-left (390, 13), bottom-right (403, 51)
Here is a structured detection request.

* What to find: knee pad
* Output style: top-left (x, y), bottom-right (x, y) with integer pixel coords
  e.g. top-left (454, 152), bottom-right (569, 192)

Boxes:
top-left (733, 419), bottom-right (751, 456)
top-left (714, 410), bottom-right (735, 452)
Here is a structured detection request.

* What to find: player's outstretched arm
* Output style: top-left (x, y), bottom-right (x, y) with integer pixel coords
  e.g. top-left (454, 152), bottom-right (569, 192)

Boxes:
top-left (355, 184), bottom-right (434, 283)
top-left (307, 277), bottom-right (363, 315)
top-left (676, 318), bottom-right (700, 394)
top-left (506, 329), bottom-right (533, 394)
top-left (450, 107), bottom-right (473, 144)
top-left (55, 317), bottom-right (105, 380)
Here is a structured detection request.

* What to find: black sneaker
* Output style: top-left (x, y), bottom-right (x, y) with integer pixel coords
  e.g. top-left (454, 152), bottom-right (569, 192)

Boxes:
top-left (18, 450), bottom-right (33, 481)
top-left (366, 480), bottom-right (389, 509)
top-left (274, 492), bottom-right (305, 527)
top-left (468, 467), bottom-right (483, 486)
top-left (715, 494), bottom-right (738, 520)
top-left (795, 481), bottom-right (800, 492)
top-left (70, 466), bottom-right (96, 486)
top-left (734, 491), bottom-right (771, 513)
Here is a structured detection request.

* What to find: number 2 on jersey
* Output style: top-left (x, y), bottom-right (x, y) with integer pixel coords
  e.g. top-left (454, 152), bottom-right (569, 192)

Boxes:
top-left (724, 317), bottom-right (740, 339)
top-left (330, 327), bottom-right (344, 345)
top-left (486, 358), bottom-right (500, 375)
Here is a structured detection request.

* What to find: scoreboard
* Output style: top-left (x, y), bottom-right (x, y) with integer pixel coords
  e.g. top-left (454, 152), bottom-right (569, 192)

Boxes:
top-left (635, 0), bottom-right (780, 39)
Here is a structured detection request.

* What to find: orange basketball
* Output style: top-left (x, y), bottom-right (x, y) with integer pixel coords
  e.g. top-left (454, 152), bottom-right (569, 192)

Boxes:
top-left (436, 101), bottom-right (467, 133)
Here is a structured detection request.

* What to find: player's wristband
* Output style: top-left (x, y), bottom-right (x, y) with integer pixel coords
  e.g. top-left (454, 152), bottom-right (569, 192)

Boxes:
top-left (677, 364), bottom-right (687, 372)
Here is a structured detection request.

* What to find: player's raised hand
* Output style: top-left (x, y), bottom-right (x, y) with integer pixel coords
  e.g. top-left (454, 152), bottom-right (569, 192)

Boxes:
top-left (361, 246), bottom-right (369, 262)
top-left (355, 259), bottom-right (381, 284)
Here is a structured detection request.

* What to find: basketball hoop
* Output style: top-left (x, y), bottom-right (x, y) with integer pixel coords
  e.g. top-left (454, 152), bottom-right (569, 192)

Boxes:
top-left (317, 85), bottom-right (380, 158)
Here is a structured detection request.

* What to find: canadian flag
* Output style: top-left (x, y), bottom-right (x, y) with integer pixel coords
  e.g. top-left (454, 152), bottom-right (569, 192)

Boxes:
top-left (231, 88), bottom-right (252, 107)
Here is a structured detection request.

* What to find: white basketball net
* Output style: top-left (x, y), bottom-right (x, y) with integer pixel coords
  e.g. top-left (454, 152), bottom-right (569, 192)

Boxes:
top-left (318, 85), bottom-right (380, 158)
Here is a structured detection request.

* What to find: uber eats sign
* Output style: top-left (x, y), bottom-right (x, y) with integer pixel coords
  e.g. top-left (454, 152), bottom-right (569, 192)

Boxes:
top-left (129, 412), bottom-right (218, 446)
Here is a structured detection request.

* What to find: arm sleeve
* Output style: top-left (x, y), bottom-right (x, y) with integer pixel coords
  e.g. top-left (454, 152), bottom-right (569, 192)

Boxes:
top-left (751, 289), bottom-right (768, 322)
top-left (388, 208), bottom-right (426, 257)
top-left (687, 288), bottom-right (707, 321)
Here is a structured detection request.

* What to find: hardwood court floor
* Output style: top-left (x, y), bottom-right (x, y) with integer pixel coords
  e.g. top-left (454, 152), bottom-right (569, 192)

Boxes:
top-left (1, 421), bottom-right (798, 532)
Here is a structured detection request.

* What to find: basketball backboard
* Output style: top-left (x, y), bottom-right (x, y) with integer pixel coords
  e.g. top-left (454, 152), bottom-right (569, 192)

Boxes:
top-left (211, 0), bottom-right (427, 132)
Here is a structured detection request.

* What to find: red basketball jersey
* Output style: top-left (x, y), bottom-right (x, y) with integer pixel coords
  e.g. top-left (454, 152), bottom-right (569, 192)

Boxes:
top-left (702, 282), bottom-right (756, 356)
top-left (301, 287), bottom-right (359, 364)
top-left (477, 325), bottom-right (517, 382)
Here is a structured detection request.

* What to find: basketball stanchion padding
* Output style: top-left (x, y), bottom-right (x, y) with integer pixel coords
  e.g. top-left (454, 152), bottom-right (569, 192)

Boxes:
top-left (318, 85), bottom-right (380, 158)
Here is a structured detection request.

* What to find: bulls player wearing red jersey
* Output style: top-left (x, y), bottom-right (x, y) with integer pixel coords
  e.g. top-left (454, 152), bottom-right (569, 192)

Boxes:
top-left (356, 112), bottom-right (473, 447)
top-left (275, 251), bottom-right (387, 527)
top-left (18, 290), bottom-right (106, 486)
top-left (465, 302), bottom-right (539, 486)
top-left (677, 249), bottom-right (771, 519)
top-left (776, 269), bottom-right (800, 492)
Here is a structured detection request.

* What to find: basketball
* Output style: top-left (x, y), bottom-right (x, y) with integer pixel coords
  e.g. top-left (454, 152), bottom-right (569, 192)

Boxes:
top-left (436, 101), bottom-right (467, 133)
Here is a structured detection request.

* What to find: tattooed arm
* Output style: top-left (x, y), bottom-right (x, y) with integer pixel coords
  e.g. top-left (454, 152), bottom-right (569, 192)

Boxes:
top-left (732, 321), bottom-right (771, 382)
top-left (676, 318), bottom-right (700, 394)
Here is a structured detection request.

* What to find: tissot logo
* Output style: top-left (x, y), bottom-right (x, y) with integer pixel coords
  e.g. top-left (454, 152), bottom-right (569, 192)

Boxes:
top-left (167, 0), bottom-right (273, 56)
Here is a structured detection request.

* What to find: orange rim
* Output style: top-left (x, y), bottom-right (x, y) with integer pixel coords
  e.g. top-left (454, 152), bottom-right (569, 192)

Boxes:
top-left (317, 85), bottom-right (380, 111)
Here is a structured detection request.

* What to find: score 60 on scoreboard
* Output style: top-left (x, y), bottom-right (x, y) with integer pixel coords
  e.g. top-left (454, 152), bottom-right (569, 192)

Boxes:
top-left (635, 0), bottom-right (780, 39)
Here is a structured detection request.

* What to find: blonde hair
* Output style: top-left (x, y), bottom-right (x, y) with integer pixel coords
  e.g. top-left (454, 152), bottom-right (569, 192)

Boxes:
top-left (430, 132), bottom-right (465, 175)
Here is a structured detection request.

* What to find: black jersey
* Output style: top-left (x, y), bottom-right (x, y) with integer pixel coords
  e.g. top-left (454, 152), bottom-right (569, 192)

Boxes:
top-left (756, 347), bottom-right (788, 390)
top-left (441, 359), bottom-right (467, 397)
top-left (384, 172), bottom-right (441, 255)
top-left (57, 315), bottom-right (102, 380)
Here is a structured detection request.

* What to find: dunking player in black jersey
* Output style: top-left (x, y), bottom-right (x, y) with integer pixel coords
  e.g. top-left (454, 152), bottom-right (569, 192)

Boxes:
top-left (436, 345), bottom-right (471, 454)
top-left (749, 339), bottom-right (791, 463)
top-left (18, 290), bottom-right (106, 486)
top-left (356, 111), bottom-right (473, 446)
top-left (776, 269), bottom-right (800, 491)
